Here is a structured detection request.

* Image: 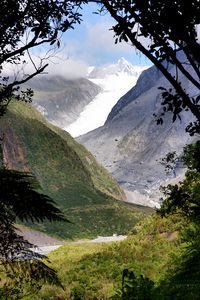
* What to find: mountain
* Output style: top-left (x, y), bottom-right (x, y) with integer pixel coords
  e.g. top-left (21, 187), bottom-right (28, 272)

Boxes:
top-left (66, 58), bottom-right (147, 137)
top-left (0, 102), bottom-right (152, 239)
top-left (78, 63), bottom-right (197, 207)
top-left (26, 76), bottom-right (101, 129)
top-left (88, 57), bottom-right (144, 78)
top-left (26, 59), bottom-right (146, 138)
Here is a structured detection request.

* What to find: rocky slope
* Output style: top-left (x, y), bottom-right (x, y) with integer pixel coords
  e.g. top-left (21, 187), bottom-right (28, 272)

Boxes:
top-left (0, 102), bottom-right (151, 239)
top-left (27, 59), bottom-right (146, 138)
top-left (26, 76), bottom-right (101, 128)
top-left (79, 63), bottom-right (197, 207)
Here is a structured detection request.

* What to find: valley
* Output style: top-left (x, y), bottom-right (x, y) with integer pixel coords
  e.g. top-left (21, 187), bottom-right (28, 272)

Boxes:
top-left (23, 213), bottom-right (185, 300)
top-left (0, 100), bottom-right (153, 240)
top-left (3, 57), bottom-right (194, 243)
top-left (1, 52), bottom-right (199, 300)
top-left (29, 58), bottom-right (195, 208)
top-left (1, 2), bottom-right (199, 299)
top-left (78, 59), bottom-right (197, 206)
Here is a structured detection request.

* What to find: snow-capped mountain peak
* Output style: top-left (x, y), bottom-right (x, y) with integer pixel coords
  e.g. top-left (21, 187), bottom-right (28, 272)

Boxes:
top-left (87, 57), bottom-right (145, 79)
top-left (116, 57), bottom-right (138, 75)
top-left (66, 59), bottom-right (148, 137)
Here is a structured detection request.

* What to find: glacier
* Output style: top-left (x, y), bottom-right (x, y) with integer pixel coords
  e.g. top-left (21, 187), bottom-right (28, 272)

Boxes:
top-left (65, 58), bottom-right (148, 137)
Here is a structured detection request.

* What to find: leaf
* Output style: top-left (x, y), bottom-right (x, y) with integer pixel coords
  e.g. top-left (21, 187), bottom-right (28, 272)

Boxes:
top-left (50, 39), bottom-right (56, 45)
top-left (158, 87), bottom-right (167, 91)
top-left (172, 114), bottom-right (176, 122)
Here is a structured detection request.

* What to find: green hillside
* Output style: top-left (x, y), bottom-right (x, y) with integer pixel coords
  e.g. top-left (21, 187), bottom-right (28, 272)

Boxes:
top-left (0, 102), bottom-right (153, 239)
top-left (25, 214), bottom-right (184, 300)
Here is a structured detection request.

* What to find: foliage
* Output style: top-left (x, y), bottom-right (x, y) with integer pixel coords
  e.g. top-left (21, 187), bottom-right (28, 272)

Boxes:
top-left (0, 168), bottom-right (66, 224)
top-left (0, 0), bottom-right (87, 115)
top-left (0, 260), bottom-right (62, 300)
top-left (21, 213), bottom-right (183, 299)
top-left (182, 141), bottom-right (200, 172)
top-left (112, 269), bottom-right (154, 300)
top-left (160, 151), bottom-right (179, 175)
top-left (154, 140), bottom-right (200, 299)
top-left (0, 167), bottom-right (66, 299)
top-left (0, 1), bottom-right (89, 297)
top-left (159, 141), bottom-right (200, 221)
top-left (155, 234), bottom-right (200, 299)
top-left (96, 0), bottom-right (200, 134)
top-left (0, 101), bottom-right (153, 239)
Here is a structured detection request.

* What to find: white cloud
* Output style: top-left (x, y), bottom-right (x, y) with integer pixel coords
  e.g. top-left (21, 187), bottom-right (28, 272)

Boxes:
top-left (61, 18), bottom-right (151, 66)
top-left (2, 48), bottom-right (88, 80)
top-left (86, 21), bottom-right (133, 54)
top-left (44, 55), bottom-right (88, 79)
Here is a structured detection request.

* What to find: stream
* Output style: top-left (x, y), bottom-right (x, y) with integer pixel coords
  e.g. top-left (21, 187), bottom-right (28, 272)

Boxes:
top-left (32, 235), bottom-right (127, 255)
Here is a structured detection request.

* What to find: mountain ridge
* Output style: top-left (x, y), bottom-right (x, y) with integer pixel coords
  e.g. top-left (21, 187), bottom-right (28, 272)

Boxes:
top-left (88, 57), bottom-right (146, 78)
top-left (26, 76), bottom-right (101, 129)
top-left (78, 62), bottom-right (197, 207)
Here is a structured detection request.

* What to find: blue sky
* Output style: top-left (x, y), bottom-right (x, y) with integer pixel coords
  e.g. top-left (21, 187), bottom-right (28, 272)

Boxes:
top-left (62, 3), bottom-right (151, 67)
top-left (19, 3), bottom-right (151, 79)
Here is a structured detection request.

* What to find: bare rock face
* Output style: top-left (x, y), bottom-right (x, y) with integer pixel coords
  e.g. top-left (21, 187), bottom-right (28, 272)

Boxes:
top-left (78, 63), bottom-right (197, 207)
top-left (27, 76), bottom-right (101, 128)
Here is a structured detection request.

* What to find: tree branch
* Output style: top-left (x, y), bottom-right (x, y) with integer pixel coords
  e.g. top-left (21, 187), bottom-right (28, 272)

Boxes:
top-left (101, 1), bottom-right (200, 121)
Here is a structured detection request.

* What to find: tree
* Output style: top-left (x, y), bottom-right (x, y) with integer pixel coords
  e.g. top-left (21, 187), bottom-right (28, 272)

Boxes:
top-left (94, 0), bottom-right (200, 134)
top-left (0, 0), bottom-right (87, 116)
top-left (0, 168), bottom-right (68, 299)
top-left (0, 1), bottom-right (87, 297)
top-left (89, 2), bottom-right (200, 296)
top-left (112, 269), bottom-right (154, 300)
top-left (159, 141), bottom-right (200, 220)
top-left (155, 141), bottom-right (200, 299)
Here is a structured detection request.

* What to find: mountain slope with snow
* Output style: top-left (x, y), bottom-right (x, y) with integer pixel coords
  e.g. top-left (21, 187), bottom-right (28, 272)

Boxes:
top-left (79, 63), bottom-right (197, 207)
top-left (27, 59), bottom-right (146, 137)
top-left (26, 76), bottom-right (101, 129)
top-left (66, 58), bottom-right (147, 137)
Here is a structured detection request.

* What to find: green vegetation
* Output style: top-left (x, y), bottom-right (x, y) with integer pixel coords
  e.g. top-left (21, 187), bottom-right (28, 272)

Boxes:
top-left (1, 1), bottom-right (199, 299)
top-left (22, 213), bottom-right (184, 299)
top-left (0, 102), bottom-right (152, 239)
top-left (7, 140), bottom-right (199, 300)
top-left (154, 141), bottom-right (200, 299)
top-left (1, 93), bottom-right (199, 300)
top-left (0, 168), bottom-right (65, 299)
